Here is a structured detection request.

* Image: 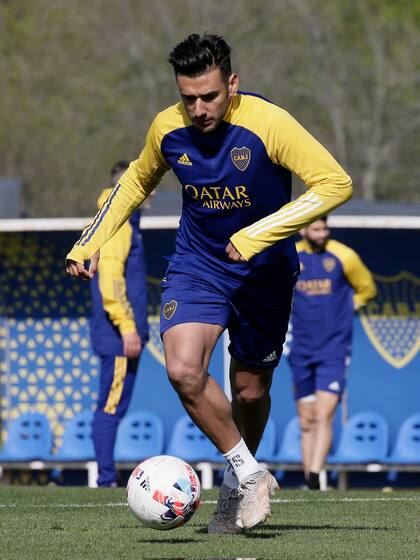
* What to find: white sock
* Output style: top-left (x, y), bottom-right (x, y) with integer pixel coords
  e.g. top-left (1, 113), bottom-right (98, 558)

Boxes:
top-left (223, 438), bottom-right (263, 484)
top-left (222, 464), bottom-right (239, 489)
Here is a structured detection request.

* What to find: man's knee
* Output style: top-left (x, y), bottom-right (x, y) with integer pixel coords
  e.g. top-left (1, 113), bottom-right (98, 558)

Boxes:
top-left (234, 379), bottom-right (271, 407)
top-left (166, 358), bottom-right (207, 401)
top-left (298, 402), bottom-right (316, 432)
top-left (314, 409), bottom-right (335, 427)
top-left (300, 412), bottom-right (316, 432)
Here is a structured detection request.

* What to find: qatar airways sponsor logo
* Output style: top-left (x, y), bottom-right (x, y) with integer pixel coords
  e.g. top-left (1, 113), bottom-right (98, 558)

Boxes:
top-left (183, 183), bottom-right (252, 209)
top-left (296, 278), bottom-right (332, 295)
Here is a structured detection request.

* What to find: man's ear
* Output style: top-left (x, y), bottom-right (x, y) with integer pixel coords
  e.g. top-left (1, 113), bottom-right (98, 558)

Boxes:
top-left (228, 73), bottom-right (239, 94)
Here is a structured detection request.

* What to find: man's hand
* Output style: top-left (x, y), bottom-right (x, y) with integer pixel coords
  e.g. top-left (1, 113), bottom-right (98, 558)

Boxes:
top-left (66, 251), bottom-right (100, 280)
top-left (225, 241), bottom-right (246, 263)
top-left (122, 332), bottom-right (142, 359)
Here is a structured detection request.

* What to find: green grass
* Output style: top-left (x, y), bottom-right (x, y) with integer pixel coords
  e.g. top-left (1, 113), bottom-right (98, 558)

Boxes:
top-left (1, 486), bottom-right (420, 559)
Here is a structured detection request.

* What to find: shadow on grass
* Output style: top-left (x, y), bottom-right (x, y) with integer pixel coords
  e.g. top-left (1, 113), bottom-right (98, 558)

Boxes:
top-left (136, 538), bottom-right (201, 544)
top-left (242, 524), bottom-right (394, 539)
top-left (196, 523), bottom-right (393, 538)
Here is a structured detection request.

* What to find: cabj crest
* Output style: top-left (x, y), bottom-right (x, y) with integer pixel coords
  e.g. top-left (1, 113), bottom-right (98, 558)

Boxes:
top-left (231, 146), bottom-right (251, 171)
top-left (359, 271), bottom-right (420, 369)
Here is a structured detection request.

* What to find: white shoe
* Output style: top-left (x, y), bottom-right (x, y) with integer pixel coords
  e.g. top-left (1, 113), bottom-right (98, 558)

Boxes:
top-left (237, 470), bottom-right (278, 529)
top-left (208, 483), bottom-right (242, 534)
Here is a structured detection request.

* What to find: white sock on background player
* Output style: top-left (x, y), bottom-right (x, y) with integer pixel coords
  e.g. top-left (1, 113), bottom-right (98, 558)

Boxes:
top-left (223, 438), bottom-right (264, 484)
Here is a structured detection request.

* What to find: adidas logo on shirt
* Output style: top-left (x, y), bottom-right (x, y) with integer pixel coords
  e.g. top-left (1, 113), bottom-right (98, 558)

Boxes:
top-left (177, 153), bottom-right (192, 166)
top-left (328, 381), bottom-right (340, 392)
top-left (263, 350), bottom-right (277, 362)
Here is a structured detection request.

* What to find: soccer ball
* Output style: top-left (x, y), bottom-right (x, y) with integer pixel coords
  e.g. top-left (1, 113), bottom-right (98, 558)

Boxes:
top-left (127, 455), bottom-right (201, 530)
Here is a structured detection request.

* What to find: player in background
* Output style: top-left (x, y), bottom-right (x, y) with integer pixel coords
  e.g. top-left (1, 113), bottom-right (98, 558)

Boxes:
top-left (90, 161), bottom-right (149, 487)
top-left (66, 33), bottom-right (352, 531)
top-left (288, 217), bottom-right (377, 489)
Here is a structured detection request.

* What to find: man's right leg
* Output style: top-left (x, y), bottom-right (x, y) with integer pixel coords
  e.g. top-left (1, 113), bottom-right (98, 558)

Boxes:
top-left (297, 397), bottom-right (316, 479)
top-left (309, 390), bottom-right (339, 475)
top-left (163, 322), bottom-right (269, 532)
top-left (163, 322), bottom-right (241, 453)
top-left (289, 359), bottom-right (317, 486)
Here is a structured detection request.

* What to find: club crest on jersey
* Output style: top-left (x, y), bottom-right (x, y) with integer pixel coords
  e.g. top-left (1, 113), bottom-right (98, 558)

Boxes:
top-left (323, 257), bottom-right (336, 272)
top-left (163, 300), bottom-right (177, 320)
top-left (359, 271), bottom-right (420, 369)
top-left (231, 146), bottom-right (251, 171)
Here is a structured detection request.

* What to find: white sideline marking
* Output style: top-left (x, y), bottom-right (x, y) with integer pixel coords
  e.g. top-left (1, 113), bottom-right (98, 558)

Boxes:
top-left (1, 496), bottom-right (420, 509)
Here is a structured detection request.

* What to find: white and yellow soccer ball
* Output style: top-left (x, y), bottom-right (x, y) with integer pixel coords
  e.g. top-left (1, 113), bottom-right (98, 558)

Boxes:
top-left (127, 455), bottom-right (201, 530)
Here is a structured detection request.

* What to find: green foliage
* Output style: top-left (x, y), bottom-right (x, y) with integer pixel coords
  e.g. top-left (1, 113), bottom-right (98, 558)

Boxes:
top-left (1, 0), bottom-right (419, 216)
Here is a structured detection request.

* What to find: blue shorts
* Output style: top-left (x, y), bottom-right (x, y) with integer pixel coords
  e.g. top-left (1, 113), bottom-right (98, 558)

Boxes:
top-left (288, 356), bottom-right (349, 400)
top-left (160, 264), bottom-right (295, 369)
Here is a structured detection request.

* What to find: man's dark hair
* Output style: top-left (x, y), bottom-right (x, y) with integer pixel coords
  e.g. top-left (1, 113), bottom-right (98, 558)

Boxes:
top-left (110, 160), bottom-right (130, 177)
top-left (168, 33), bottom-right (232, 78)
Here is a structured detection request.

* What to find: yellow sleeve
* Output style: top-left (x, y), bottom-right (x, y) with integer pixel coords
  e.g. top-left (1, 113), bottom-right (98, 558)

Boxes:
top-left (342, 249), bottom-right (377, 309)
top-left (66, 115), bottom-right (170, 264)
top-left (230, 108), bottom-right (352, 260)
top-left (328, 240), bottom-right (377, 309)
top-left (98, 217), bottom-right (137, 335)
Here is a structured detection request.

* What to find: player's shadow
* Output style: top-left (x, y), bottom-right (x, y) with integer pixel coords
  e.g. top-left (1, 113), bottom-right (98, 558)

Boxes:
top-left (196, 523), bottom-right (392, 538)
top-left (242, 524), bottom-right (393, 539)
top-left (136, 537), bottom-right (201, 544)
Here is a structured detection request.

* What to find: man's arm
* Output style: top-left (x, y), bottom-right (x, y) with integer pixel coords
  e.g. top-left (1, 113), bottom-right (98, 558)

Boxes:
top-left (98, 220), bottom-right (142, 358)
top-left (229, 109), bottom-right (352, 261)
top-left (66, 116), bottom-right (169, 272)
top-left (341, 248), bottom-right (377, 309)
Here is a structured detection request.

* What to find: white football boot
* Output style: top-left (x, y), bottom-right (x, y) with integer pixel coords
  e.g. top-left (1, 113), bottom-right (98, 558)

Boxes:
top-left (237, 470), bottom-right (279, 529)
top-left (207, 483), bottom-right (242, 534)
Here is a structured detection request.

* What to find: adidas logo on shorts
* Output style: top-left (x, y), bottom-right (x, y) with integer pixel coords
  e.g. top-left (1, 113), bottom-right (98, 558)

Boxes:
top-left (328, 381), bottom-right (340, 391)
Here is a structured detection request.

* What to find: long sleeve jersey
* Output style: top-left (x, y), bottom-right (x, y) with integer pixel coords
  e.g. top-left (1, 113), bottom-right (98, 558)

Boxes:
top-left (289, 239), bottom-right (377, 360)
top-left (67, 91), bottom-right (352, 280)
top-left (89, 189), bottom-right (149, 356)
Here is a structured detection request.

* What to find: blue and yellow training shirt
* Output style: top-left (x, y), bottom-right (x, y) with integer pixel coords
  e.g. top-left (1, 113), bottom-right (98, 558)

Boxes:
top-left (90, 189), bottom-right (149, 356)
top-left (289, 239), bottom-right (377, 360)
top-left (67, 92), bottom-right (352, 279)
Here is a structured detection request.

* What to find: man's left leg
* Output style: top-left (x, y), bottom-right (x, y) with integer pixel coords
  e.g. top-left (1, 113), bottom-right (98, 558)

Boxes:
top-left (220, 359), bottom-right (274, 490)
top-left (208, 360), bottom-right (277, 533)
top-left (214, 275), bottom-right (294, 521)
top-left (230, 358), bottom-right (274, 455)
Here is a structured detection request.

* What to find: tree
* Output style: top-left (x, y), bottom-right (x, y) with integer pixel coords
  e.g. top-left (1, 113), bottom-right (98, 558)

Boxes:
top-left (0, 0), bottom-right (419, 216)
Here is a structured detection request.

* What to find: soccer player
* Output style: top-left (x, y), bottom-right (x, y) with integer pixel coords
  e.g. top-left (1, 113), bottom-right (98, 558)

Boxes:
top-left (66, 33), bottom-right (352, 531)
top-left (90, 161), bottom-right (149, 487)
top-left (288, 217), bottom-right (376, 489)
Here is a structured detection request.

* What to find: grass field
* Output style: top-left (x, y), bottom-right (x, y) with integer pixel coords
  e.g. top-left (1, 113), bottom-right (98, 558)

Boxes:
top-left (1, 486), bottom-right (420, 559)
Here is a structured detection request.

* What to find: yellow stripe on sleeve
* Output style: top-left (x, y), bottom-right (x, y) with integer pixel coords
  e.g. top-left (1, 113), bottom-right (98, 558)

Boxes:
top-left (66, 104), bottom-right (187, 264)
top-left (227, 94), bottom-right (352, 261)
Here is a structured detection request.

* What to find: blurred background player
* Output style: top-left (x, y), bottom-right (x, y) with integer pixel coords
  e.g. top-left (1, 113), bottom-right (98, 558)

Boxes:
top-left (90, 161), bottom-right (149, 487)
top-left (288, 216), bottom-right (376, 489)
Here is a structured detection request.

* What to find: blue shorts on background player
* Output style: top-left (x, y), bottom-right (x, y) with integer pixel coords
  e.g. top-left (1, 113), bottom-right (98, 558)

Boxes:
top-left (288, 216), bottom-right (376, 489)
top-left (90, 161), bottom-right (149, 487)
